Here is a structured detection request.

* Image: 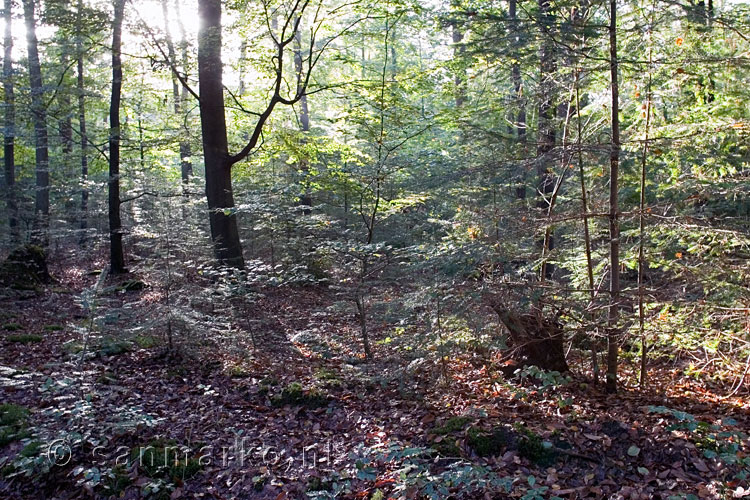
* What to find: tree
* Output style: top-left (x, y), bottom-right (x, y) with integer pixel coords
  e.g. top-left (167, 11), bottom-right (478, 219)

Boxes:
top-left (23, 0), bottom-right (51, 246)
top-left (3, 0), bottom-right (18, 244)
top-left (606, 0), bottom-right (620, 393)
top-left (196, 0), bottom-right (322, 268)
top-left (76, 0), bottom-right (89, 241)
top-left (109, 0), bottom-right (126, 273)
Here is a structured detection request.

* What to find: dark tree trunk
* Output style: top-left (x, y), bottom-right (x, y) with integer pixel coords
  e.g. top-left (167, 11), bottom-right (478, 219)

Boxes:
top-left (76, 0), bottom-right (89, 241)
top-left (198, 0), bottom-right (244, 268)
top-left (3, 0), bottom-right (19, 243)
top-left (108, 0), bottom-right (126, 273)
top-left (536, 0), bottom-right (556, 279)
top-left (606, 0), bottom-right (621, 393)
top-left (23, 0), bottom-right (50, 246)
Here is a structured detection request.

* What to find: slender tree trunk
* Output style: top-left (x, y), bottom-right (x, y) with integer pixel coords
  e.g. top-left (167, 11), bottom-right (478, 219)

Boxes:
top-left (109, 0), bottom-right (126, 273)
top-left (174, 0), bottom-right (193, 189)
top-left (537, 0), bottom-right (556, 280)
top-left (294, 18), bottom-right (311, 213)
top-left (606, 0), bottom-right (621, 393)
top-left (198, 0), bottom-right (244, 268)
top-left (23, 0), bottom-right (50, 246)
top-left (3, 0), bottom-right (19, 243)
top-left (163, 0), bottom-right (192, 209)
top-left (77, 0), bottom-right (89, 241)
top-left (452, 22), bottom-right (465, 108)
top-left (509, 0), bottom-right (527, 199)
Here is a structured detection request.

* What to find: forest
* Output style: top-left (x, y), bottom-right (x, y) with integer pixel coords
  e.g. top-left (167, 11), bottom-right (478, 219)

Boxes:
top-left (0, 0), bottom-right (749, 497)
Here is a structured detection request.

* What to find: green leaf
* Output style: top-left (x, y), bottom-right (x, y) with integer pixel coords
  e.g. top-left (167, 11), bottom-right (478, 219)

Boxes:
top-left (627, 445), bottom-right (641, 457)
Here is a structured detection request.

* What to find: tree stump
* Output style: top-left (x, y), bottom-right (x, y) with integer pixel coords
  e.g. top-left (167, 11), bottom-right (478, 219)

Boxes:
top-left (0, 244), bottom-right (52, 289)
top-left (492, 307), bottom-right (569, 373)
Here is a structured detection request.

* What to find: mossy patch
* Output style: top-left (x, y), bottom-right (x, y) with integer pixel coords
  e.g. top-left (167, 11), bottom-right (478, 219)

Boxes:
top-left (102, 464), bottom-right (131, 497)
top-left (134, 335), bottom-right (159, 349)
top-left (433, 416), bottom-right (471, 436)
top-left (226, 364), bottom-right (251, 378)
top-left (514, 424), bottom-right (557, 465)
top-left (98, 338), bottom-right (131, 356)
top-left (431, 439), bottom-right (461, 457)
top-left (43, 325), bottom-right (63, 332)
top-left (129, 439), bottom-right (203, 482)
top-left (0, 404), bottom-right (30, 447)
top-left (116, 279), bottom-right (146, 292)
top-left (467, 426), bottom-right (516, 457)
top-left (271, 382), bottom-right (328, 408)
top-left (6, 334), bottom-right (43, 343)
top-left (2, 323), bottom-right (22, 331)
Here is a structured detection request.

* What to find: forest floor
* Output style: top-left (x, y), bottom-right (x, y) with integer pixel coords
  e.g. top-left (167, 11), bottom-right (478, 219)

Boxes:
top-left (1, 247), bottom-right (749, 499)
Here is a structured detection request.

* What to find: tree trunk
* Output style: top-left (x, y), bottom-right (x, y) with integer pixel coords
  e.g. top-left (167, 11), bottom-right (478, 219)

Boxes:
top-left (3, 0), bottom-right (19, 243)
top-left (509, 0), bottom-right (527, 200)
top-left (76, 0), bottom-right (89, 241)
top-left (537, 0), bottom-right (556, 280)
top-left (197, 0), bottom-right (244, 268)
top-left (109, 0), bottom-right (126, 273)
top-left (452, 22), bottom-right (466, 108)
top-left (606, 0), bottom-right (621, 393)
top-left (294, 18), bottom-right (311, 213)
top-left (174, 0), bottom-right (193, 189)
top-left (23, 0), bottom-right (50, 246)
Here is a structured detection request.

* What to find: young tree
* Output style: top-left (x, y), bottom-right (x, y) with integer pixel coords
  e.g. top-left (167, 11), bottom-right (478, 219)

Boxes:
top-left (109, 0), bottom-right (126, 273)
top-left (606, 0), bottom-right (620, 393)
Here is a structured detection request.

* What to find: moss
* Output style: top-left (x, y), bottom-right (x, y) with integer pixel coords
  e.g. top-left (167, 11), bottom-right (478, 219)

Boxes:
top-left (306, 476), bottom-right (333, 492)
top-left (2, 323), bottom-right (22, 331)
top-left (433, 416), bottom-right (471, 435)
top-left (116, 279), bottom-right (146, 292)
top-left (43, 325), bottom-right (63, 332)
top-left (226, 364), bottom-right (250, 378)
top-left (272, 382), bottom-right (328, 408)
top-left (134, 335), bottom-right (159, 349)
top-left (102, 465), bottom-right (131, 496)
top-left (0, 404), bottom-right (30, 447)
top-left (7, 334), bottom-right (43, 343)
top-left (514, 424), bottom-right (556, 465)
top-left (467, 426), bottom-right (515, 457)
top-left (431, 439), bottom-right (461, 457)
top-left (252, 474), bottom-right (267, 491)
top-left (19, 440), bottom-right (42, 457)
top-left (130, 440), bottom-right (202, 482)
top-left (98, 338), bottom-right (131, 356)
top-left (314, 368), bottom-right (338, 381)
